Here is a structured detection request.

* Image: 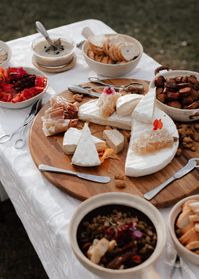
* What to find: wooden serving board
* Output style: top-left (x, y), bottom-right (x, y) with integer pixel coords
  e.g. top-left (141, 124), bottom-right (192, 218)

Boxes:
top-left (29, 78), bottom-right (199, 208)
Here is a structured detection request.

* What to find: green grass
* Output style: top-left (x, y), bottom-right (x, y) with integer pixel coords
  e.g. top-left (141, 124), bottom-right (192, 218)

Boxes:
top-left (0, 0), bottom-right (198, 71)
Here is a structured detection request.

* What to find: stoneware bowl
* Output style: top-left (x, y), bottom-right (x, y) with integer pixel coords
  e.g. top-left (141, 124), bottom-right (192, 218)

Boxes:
top-left (0, 40), bottom-right (12, 67)
top-left (0, 66), bottom-right (48, 109)
top-left (168, 194), bottom-right (199, 266)
top-left (32, 35), bottom-right (76, 67)
top-left (150, 69), bottom-right (199, 122)
top-left (82, 34), bottom-right (143, 77)
top-left (69, 192), bottom-right (166, 279)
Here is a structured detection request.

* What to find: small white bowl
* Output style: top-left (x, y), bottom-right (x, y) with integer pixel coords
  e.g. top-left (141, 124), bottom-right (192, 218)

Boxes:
top-left (150, 70), bottom-right (199, 122)
top-left (70, 192), bottom-right (166, 279)
top-left (0, 67), bottom-right (48, 109)
top-left (168, 194), bottom-right (199, 266)
top-left (82, 34), bottom-right (143, 77)
top-left (0, 40), bottom-right (12, 67)
top-left (32, 35), bottom-right (76, 67)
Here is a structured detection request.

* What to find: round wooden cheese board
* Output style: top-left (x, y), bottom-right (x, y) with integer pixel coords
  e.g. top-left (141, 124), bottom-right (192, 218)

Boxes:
top-left (29, 78), bottom-right (199, 207)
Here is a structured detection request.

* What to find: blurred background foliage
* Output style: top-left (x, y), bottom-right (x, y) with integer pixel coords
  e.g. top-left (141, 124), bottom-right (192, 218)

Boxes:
top-left (0, 0), bottom-right (198, 70)
top-left (0, 0), bottom-right (198, 278)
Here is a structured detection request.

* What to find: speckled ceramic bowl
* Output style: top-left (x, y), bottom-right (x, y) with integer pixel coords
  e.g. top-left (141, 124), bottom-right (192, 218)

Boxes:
top-left (70, 192), bottom-right (166, 279)
top-left (150, 70), bottom-right (199, 122)
top-left (82, 34), bottom-right (143, 77)
top-left (169, 194), bottom-right (199, 266)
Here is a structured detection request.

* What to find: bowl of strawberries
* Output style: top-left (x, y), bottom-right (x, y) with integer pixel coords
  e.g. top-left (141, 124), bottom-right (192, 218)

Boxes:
top-left (0, 66), bottom-right (48, 109)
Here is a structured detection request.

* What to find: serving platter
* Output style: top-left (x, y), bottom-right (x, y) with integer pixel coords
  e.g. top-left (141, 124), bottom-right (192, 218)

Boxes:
top-left (29, 78), bottom-right (199, 207)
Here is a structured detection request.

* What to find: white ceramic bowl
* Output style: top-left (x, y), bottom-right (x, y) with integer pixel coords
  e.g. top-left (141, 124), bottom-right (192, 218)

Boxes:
top-left (0, 67), bottom-right (48, 109)
top-left (150, 70), bottom-right (199, 122)
top-left (32, 35), bottom-right (76, 67)
top-left (82, 34), bottom-right (143, 77)
top-left (169, 194), bottom-right (199, 266)
top-left (0, 40), bottom-right (12, 67)
top-left (70, 192), bottom-right (166, 279)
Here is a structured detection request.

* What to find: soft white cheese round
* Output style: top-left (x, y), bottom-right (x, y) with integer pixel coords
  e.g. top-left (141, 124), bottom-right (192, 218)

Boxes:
top-left (79, 99), bottom-right (132, 130)
top-left (125, 108), bottom-right (179, 177)
top-left (116, 94), bottom-right (142, 116)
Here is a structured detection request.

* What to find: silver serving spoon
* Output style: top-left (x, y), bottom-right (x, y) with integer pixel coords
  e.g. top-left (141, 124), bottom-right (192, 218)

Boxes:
top-left (35, 21), bottom-right (58, 50)
top-left (88, 77), bottom-right (144, 93)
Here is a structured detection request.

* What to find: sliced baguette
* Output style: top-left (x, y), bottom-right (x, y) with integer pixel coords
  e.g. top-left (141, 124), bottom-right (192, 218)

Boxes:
top-left (186, 241), bottom-right (199, 251)
top-left (176, 209), bottom-right (193, 229)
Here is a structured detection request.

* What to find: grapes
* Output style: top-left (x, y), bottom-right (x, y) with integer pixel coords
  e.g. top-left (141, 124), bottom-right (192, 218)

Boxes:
top-left (10, 74), bottom-right (36, 92)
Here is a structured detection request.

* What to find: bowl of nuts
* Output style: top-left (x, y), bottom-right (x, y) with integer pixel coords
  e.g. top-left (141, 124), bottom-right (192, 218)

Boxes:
top-left (169, 194), bottom-right (199, 265)
top-left (150, 67), bottom-right (199, 122)
top-left (70, 192), bottom-right (166, 279)
top-left (82, 34), bottom-right (143, 77)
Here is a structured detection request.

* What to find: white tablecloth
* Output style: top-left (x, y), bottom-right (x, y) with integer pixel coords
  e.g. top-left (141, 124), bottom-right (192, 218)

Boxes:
top-left (0, 19), bottom-right (198, 278)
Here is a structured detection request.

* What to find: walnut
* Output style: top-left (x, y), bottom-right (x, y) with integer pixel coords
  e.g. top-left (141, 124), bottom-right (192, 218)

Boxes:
top-left (73, 94), bottom-right (84, 102)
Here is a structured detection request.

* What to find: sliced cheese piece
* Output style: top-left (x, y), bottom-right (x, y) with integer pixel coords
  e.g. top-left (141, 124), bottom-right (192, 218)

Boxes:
top-left (63, 127), bottom-right (106, 154)
top-left (132, 88), bottom-right (156, 123)
top-left (116, 94), bottom-right (142, 116)
top-left (103, 129), bottom-right (124, 153)
top-left (78, 100), bottom-right (131, 130)
top-left (125, 107), bottom-right (179, 177)
top-left (71, 123), bottom-right (101, 167)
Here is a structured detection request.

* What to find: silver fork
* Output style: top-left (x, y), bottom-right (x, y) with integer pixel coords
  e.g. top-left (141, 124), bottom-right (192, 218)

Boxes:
top-left (170, 254), bottom-right (183, 279)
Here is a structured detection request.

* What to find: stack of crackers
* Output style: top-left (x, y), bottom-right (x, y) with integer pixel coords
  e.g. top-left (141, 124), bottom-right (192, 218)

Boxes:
top-left (87, 34), bottom-right (139, 64)
top-left (176, 198), bottom-right (199, 254)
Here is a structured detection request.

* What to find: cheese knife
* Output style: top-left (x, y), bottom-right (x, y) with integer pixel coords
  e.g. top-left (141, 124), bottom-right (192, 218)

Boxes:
top-left (68, 85), bottom-right (101, 98)
top-left (144, 158), bottom-right (199, 200)
top-left (39, 164), bottom-right (111, 184)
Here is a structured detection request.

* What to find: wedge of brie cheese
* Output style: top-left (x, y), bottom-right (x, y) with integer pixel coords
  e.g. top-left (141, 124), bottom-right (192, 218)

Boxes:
top-left (116, 94), bottom-right (142, 116)
top-left (132, 88), bottom-right (156, 123)
top-left (79, 100), bottom-right (131, 130)
top-left (63, 127), bottom-right (106, 154)
top-left (72, 123), bottom-right (101, 167)
top-left (125, 107), bottom-right (179, 177)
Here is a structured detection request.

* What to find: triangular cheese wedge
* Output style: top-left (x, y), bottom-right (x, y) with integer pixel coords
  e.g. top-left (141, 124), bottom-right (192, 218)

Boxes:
top-left (132, 88), bottom-right (156, 123)
top-left (63, 127), bottom-right (106, 154)
top-left (116, 94), bottom-right (142, 116)
top-left (72, 123), bottom-right (101, 167)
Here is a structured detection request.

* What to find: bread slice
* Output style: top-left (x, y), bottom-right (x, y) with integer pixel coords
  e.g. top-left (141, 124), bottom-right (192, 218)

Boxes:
top-left (88, 34), bottom-right (105, 48)
top-left (179, 227), bottom-right (199, 245)
top-left (176, 208), bottom-right (193, 229)
top-left (186, 241), bottom-right (199, 251)
top-left (188, 201), bottom-right (199, 212)
top-left (120, 43), bottom-right (139, 61)
top-left (195, 223), bottom-right (199, 232)
top-left (189, 214), bottom-right (199, 222)
top-left (181, 222), bottom-right (195, 235)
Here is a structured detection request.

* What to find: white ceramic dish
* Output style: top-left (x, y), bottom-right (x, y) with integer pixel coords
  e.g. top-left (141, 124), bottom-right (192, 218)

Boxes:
top-left (150, 70), bottom-right (199, 122)
top-left (0, 40), bottom-right (12, 67)
top-left (32, 35), bottom-right (76, 67)
top-left (82, 34), bottom-right (143, 77)
top-left (70, 192), bottom-right (166, 279)
top-left (168, 194), bottom-right (199, 266)
top-left (0, 67), bottom-right (48, 109)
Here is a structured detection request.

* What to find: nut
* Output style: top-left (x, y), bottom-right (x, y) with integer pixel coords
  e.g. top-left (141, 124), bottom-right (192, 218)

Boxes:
top-left (155, 74), bottom-right (199, 109)
top-left (167, 101), bottom-right (182, 109)
top-left (154, 75), bottom-right (165, 87)
top-left (186, 101), bottom-right (199, 109)
top-left (167, 92), bottom-right (180, 100)
top-left (179, 87), bottom-right (192, 96)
